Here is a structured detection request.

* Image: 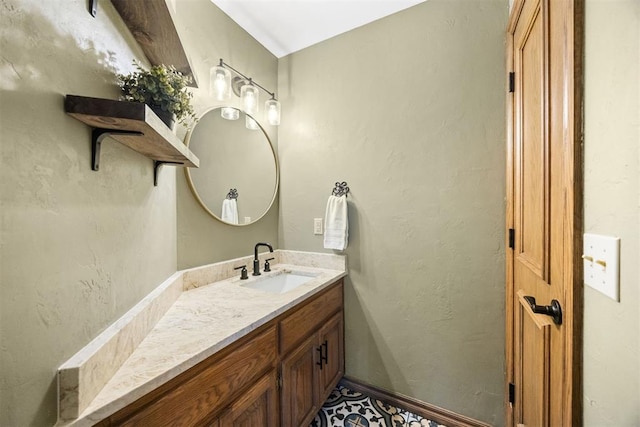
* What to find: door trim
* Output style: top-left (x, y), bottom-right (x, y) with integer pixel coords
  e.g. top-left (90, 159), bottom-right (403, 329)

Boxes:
top-left (505, 0), bottom-right (584, 425)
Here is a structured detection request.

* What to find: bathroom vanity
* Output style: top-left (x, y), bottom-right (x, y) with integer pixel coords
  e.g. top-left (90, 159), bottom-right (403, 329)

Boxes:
top-left (56, 251), bottom-right (346, 427)
top-left (99, 280), bottom-right (343, 426)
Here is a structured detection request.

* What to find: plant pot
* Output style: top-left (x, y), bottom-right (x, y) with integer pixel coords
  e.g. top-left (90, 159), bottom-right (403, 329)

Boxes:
top-left (150, 106), bottom-right (175, 130)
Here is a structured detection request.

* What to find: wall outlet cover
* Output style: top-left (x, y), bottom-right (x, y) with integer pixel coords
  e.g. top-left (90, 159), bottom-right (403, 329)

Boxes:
top-left (314, 218), bottom-right (323, 235)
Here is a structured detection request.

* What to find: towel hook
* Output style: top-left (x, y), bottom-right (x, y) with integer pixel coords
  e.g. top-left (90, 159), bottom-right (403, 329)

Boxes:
top-left (332, 182), bottom-right (349, 197)
top-left (226, 188), bottom-right (238, 200)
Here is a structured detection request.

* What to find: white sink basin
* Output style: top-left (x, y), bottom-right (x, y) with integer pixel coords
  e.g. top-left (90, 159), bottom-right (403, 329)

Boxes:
top-left (242, 272), bottom-right (318, 294)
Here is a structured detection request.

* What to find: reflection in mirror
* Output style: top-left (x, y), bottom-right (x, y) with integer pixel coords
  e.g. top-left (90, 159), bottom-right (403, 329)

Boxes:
top-left (184, 107), bottom-right (278, 226)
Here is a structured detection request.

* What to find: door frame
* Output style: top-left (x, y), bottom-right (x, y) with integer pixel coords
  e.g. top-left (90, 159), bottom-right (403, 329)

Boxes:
top-left (505, 0), bottom-right (584, 425)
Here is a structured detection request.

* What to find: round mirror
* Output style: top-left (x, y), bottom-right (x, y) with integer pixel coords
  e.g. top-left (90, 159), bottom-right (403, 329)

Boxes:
top-left (184, 106), bottom-right (279, 226)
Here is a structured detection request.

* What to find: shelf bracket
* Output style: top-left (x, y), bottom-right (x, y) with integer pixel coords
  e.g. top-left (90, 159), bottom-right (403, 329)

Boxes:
top-left (154, 161), bottom-right (184, 187)
top-left (92, 128), bottom-right (144, 171)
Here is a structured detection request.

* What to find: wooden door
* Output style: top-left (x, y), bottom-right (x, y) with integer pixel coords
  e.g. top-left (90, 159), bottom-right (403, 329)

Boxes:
top-left (317, 312), bottom-right (344, 402)
top-left (280, 334), bottom-right (320, 427)
top-left (506, 0), bottom-right (582, 426)
top-left (219, 371), bottom-right (279, 427)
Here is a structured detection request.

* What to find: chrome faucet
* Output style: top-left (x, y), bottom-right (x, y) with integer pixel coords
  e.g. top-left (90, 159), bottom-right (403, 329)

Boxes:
top-left (253, 242), bottom-right (273, 276)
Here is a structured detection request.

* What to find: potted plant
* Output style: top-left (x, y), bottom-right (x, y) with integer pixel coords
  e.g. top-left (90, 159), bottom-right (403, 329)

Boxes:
top-left (117, 62), bottom-right (196, 129)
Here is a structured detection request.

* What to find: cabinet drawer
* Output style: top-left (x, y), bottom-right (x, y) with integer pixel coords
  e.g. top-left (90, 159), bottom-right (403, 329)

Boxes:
top-left (116, 326), bottom-right (277, 426)
top-left (279, 281), bottom-right (343, 355)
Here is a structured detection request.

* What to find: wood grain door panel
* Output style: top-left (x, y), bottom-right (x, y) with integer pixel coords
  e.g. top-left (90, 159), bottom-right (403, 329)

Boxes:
top-left (219, 371), bottom-right (279, 427)
top-left (280, 334), bottom-right (320, 427)
top-left (514, 0), bottom-right (549, 282)
top-left (318, 312), bottom-right (344, 402)
top-left (516, 291), bottom-right (552, 427)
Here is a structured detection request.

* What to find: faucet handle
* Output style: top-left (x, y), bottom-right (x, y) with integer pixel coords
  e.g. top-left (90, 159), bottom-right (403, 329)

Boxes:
top-left (264, 258), bottom-right (275, 272)
top-left (234, 265), bottom-right (248, 280)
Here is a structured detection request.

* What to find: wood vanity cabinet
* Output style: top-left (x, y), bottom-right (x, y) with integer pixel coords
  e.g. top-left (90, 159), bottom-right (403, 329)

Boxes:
top-left (98, 279), bottom-right (343, 427)
top-left (280, 287), bottom-right (344, 427)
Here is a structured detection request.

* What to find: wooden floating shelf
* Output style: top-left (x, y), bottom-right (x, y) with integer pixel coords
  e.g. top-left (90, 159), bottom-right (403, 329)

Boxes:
top-left (110, 0), bottom-right (198, 87)
top-left (65, 95), bottom-right (199, 185)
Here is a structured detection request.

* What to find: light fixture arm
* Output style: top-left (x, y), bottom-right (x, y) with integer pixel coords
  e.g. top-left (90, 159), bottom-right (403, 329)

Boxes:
top-left (219, 59), bottom-right (277, 100)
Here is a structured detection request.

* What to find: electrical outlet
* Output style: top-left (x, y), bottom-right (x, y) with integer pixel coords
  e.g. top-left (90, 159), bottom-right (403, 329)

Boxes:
top-left (314, 218), bottom-right (323, 235)
top-left (244, 217), bottom-right (251, 224)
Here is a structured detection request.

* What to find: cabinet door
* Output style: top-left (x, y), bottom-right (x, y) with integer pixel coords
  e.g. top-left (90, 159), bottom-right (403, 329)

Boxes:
top-left (280, 334), bottom-right (319, 427)
top-left (219, 371), bottom-right (279, 427)
top-left (318, 311), bottom-right (344, 401)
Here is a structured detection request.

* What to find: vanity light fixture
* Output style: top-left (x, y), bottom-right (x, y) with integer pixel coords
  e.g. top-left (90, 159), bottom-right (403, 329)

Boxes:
top-left (220, 107), bottom-right (239, 121)
top-left (240, 80), bottom-right (259, 115)
top-left (210, 64), bottom-right (231, 101)
top-left (211, 59), bottom-right (281, 127)
top-left (265, 96), bottom-right (281, 126)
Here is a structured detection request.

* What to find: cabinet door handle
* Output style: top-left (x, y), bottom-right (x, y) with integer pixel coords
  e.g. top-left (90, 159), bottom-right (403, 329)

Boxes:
top-left (321, 340), bottom-right (328, 365)
top-left (316, 346), bottom-right (324, 369)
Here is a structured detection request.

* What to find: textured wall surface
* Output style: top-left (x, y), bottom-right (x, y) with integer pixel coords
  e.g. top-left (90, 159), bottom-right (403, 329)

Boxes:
top-left (0, 0), bottom-right (278, 424)
top-left (171, 1), bottom-right (279, 269)
top-left (0, 1), bottom-right (177, 425)
top-left (583, 1), bottom-right (640, 425)
top-left (277, 1), bottom-right (507, 424)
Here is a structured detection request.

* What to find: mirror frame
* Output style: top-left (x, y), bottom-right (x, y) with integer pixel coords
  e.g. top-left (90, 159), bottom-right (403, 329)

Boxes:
top-left (183, 106), bottom-right (279, 226)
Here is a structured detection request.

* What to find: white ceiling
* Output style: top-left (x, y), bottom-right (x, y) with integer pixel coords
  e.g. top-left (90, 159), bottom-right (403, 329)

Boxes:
top-left (211, 0), bottom-right (427, 58)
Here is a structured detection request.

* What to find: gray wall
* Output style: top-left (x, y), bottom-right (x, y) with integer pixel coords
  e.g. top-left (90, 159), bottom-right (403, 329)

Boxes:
top-left (277, 1), bottom-right (508, 424)
top-left (0, 0), bottom-right (276, 425)
top-left (583, 0), bottom-right (640, 425)
top-left (171, 1), bottom-right (279, 270)
top-left (0, 0), bottom-right (175, 424)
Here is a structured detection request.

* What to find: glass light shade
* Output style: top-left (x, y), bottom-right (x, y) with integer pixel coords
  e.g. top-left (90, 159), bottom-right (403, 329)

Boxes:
top-left (210, 65), bottom-right (231, 101)
top-left (220, 107), bottom-right (239, 120)
top-left (240, 83), bottom-right (259, 115)
top-left (265, 98), bottom-right (281, 126)
top-left (245, 115), bottom-right (259, 130)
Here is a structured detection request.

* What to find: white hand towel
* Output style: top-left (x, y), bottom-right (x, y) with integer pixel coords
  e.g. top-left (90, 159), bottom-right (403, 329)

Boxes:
top-left (323, 195), bottom-right (348, 250)
top-left (221, 199), bottom-right (238, 224)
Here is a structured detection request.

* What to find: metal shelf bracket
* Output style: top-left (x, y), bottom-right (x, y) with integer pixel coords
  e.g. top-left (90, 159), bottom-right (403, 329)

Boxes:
top-left (91, 128), bottom-right (144, 172)
top-left (154, 161), bottom-right (183, 187)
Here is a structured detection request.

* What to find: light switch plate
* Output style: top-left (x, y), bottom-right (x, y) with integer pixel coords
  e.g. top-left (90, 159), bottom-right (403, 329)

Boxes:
top-left (583, 233), bottom-right (620, 301)
top-left (314, 218), bottom-right (323, 235)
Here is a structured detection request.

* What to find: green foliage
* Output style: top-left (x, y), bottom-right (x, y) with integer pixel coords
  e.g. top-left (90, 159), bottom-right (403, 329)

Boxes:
top-left (117, 62), bottom-right (196, 125)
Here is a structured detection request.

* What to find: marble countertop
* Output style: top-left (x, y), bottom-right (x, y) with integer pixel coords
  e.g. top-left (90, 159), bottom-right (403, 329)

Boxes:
top-left (57, 252), bottom-right (346, 426)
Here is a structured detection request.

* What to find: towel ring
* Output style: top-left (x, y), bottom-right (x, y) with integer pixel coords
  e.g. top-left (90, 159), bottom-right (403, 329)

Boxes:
top-left (332, 182), bottom-right (349, 197)
top-left (226, 188), bottom-right (238, 200)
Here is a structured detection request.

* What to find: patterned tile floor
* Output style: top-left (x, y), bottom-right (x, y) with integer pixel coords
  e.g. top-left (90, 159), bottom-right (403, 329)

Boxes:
top-left (311, 384), bottom-right (448, 427)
